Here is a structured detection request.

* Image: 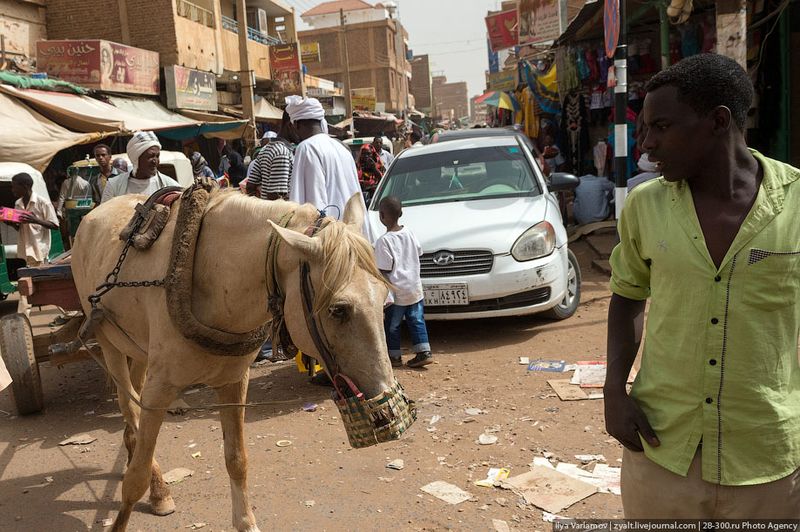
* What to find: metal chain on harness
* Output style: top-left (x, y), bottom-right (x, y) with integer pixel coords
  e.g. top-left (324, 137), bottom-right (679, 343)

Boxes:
top-left (88, 206), bottom-right (165, 310)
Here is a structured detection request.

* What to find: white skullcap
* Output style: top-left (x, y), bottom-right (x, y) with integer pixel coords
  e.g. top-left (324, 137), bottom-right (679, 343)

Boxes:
top-left (262, 131), bottom-right (278, 139)
top-left (285, 95), bottom-right (328, 134)
top-left (126, 131), bottom-right (161, 172)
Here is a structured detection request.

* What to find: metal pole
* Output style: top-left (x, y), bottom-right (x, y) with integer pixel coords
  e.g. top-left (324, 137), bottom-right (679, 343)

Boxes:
top-left (236, 0), bottom-right (256, 148)
top-left (339, 9), bottom-right (354, 136)
top-left (613, 0), bottom-right (628, 219)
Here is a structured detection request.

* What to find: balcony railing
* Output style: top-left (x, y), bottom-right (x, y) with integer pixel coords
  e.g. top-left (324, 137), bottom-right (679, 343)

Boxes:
top-left (220, 15), bottom-right (283, 46)
top-left (177, 0), bottom-right (215, 28)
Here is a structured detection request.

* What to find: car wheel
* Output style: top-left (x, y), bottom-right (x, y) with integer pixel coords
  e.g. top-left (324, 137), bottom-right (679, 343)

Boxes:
top-left (541, 249), bottom-right (581, 320)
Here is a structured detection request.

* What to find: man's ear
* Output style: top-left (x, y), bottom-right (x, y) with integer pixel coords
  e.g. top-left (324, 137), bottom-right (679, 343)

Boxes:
top-left (711, 105), bottom-right (733, 135)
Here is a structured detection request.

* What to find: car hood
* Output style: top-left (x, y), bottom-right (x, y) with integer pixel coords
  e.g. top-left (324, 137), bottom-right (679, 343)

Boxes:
top-left (367, 196), bottom-right (548, 254)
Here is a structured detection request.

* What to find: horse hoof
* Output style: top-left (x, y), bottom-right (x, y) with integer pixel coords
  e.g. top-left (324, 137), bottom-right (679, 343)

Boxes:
top-left (150, 496), bottom-right (176, 516)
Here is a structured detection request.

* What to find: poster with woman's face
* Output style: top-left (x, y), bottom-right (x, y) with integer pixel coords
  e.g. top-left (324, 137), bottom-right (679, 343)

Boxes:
top-left (100, 41), bottom-right (114, 83)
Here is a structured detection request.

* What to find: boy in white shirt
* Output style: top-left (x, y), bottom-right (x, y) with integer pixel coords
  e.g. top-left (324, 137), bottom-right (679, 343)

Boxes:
top-left (374, 196), bottom-right (432, 368)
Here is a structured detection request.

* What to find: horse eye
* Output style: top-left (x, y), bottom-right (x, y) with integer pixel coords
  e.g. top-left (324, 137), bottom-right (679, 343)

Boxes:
top-left (328, 303), bottom-right (351, 322)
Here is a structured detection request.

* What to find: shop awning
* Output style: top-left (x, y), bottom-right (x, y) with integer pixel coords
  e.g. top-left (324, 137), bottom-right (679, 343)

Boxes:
top-left (107, 96), bottom-right (247, 140)
top-left (220, 96), bottom-right (284, 122)
top-left (0, 85), bottom-right (246, 140)
top-left (475, 91), bottom-right (514, 110)
top-left (0, 91), bottom-right (107, 171)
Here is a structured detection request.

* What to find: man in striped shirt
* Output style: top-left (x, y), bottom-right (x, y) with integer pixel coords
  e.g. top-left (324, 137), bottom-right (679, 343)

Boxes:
top-left (246, 111), bottom-right (297, 200)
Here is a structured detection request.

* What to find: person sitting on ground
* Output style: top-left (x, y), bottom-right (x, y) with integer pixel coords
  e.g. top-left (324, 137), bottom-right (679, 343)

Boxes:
top-left (375, 196), bottom-right (432, 369)
top-left (573, 173), bottom-right (615, 225)
top-left (101, 131), bottom-right (180, 203)
top-left (8, 172), bottom-right (59, 267)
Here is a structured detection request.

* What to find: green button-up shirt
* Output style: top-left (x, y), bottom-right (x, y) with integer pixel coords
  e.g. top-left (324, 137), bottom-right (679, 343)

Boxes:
top-left (610, 151), bottom-right (800, 486)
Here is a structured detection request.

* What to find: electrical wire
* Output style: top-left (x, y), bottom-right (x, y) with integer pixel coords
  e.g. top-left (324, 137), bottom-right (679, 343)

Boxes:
top-left (752, 0), bottom-right (791, 74)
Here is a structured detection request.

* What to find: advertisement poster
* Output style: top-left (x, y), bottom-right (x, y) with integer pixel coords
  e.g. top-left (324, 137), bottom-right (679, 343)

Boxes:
top-left (351, 88), bottom-right (376, 112)
top-left (164, 65), bottom-right (217, 111)
top-left (518, 0), bottom-right (562, 45)
top-left (486, 69), bottom-right (517, 92)
top-left (36, 39), bottom-right (159, 95)
top-left (300, 42), bottom-right (320, 63)
top-left (485, 9), bottom-right (518, 52)
top-left (269, 43), bottom-right (302, 96)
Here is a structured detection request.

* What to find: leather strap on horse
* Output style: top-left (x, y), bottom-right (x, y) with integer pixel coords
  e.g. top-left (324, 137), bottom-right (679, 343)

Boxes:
top-left (164, 186), bottom-right (269, 356)
top-left (264, 210), bottom-right (297, 357)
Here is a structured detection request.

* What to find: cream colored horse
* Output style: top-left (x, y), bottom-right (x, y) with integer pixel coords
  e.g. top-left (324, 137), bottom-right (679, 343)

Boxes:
top-left (72, 191), bottom-right (396, 532)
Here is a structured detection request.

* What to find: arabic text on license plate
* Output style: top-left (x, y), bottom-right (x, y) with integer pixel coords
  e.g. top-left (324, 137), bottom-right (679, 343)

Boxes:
top-left (424, 284), bottom-right (469, 306)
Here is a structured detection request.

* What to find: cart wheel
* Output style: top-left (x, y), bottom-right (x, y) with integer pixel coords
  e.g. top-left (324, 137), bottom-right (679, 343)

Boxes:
top-left (0, 314), bottom-right (43, 415)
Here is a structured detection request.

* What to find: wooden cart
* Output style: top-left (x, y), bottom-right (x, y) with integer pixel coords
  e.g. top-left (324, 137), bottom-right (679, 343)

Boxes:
top-left (1, 262), bottom-right (92, 415)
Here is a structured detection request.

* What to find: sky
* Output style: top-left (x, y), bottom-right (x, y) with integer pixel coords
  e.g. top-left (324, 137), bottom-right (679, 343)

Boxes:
top-left (281, 0), bottom-right (505, 98)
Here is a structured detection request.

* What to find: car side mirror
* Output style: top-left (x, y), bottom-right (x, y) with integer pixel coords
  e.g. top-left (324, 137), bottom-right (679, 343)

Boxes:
top-left (548, 172), bottom-right (580, 192)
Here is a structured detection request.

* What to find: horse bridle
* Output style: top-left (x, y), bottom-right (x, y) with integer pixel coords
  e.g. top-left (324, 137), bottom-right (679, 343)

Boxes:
top-left (267, 211), bottom-right (365, 400)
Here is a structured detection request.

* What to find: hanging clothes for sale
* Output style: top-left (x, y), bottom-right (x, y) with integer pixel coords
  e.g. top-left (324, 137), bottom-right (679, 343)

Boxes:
top-left (556, 47), bottom-right (580, 100)
top-left (520, 88), bottom-right (539, 140)
top-left (523, 61), bottom-right (560, 116)
top-left (561, 92), bottom-right (591, 175)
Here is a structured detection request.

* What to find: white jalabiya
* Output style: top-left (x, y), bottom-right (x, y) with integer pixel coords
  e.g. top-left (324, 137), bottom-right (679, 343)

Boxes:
top-left (289, 133), bottom-right (368, 233)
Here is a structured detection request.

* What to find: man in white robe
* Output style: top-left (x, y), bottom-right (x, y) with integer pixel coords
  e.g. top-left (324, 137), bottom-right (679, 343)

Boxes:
top-left (285, 96), bottom-right (367, 227)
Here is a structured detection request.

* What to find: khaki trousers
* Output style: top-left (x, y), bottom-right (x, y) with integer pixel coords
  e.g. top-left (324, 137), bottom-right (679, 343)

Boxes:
top-left (622, 448), bottom-right (800, 518)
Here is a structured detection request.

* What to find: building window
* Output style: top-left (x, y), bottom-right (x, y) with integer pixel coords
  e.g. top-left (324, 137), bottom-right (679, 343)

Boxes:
top-left (176, 0), bottom-right (216, 29)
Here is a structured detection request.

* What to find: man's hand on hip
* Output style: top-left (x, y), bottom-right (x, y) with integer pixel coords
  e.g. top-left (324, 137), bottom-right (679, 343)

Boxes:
top-left (604, 389), bottom-right (660, 451)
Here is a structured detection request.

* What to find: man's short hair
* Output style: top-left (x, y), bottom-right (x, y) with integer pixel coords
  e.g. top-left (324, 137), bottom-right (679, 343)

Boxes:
top-left (646, 53), bottom-right (754, 131)
top-left (379, 196), bottom-right (402, 218)
top-left (295, 118), bottom-right (321, 128)
top-left (93, 143), bottom-right (112, 155)
top-left (12, 172), bottom-right (33, 189)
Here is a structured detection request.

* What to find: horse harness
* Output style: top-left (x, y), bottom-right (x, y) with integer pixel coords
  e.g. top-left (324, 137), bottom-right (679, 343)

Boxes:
top-left (89, 186), bottom-right (364, 400)
top-left (266, 209), bottom-right (365, 400)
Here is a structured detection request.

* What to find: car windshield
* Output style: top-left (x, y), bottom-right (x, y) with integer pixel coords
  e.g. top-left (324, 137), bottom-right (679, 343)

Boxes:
top-left (373, 145), bottom-right (540, 208)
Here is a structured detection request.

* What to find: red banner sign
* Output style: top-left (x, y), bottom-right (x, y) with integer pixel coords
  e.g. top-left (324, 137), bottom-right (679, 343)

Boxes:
top-left (36, 39), bottom-right (160, 95)
top-left (485, 9), bottom-right (519, 53)
top-left (269, 43), bottom-right (302, 96)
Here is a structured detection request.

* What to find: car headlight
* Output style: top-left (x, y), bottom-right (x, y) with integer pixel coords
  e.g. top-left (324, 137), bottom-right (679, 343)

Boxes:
top-left (511, 221), bottom-right (555, 261)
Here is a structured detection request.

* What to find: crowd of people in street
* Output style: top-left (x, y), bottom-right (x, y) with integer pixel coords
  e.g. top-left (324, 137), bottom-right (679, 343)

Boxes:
top-left (5, 53), bottom-right (800, 519)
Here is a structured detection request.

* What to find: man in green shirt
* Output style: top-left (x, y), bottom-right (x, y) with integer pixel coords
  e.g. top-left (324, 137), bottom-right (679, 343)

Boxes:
top-left (607, 54), bottom-right (800, 518)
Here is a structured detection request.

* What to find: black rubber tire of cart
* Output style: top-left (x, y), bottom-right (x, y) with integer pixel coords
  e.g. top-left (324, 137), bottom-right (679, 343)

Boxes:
top-left (0, 313), bottom-right (43, 415)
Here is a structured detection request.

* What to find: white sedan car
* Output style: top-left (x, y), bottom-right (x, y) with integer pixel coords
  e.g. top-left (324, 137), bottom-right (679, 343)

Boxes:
top-left (367, 135), bottom-right (580, 320)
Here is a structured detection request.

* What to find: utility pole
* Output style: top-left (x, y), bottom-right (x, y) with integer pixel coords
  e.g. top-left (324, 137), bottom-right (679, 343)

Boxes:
top-left (339, 9), bottom-right (354, 136)
top-left (236, 0), bottom-right (256, 148)
top-left (613, 0), bottom-right (629, 219)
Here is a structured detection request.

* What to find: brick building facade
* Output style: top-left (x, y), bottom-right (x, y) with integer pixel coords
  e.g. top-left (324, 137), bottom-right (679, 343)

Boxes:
top-left (410, 54), bottom-right (432, 113)
top-left (432, 76), bottom-right (468, 123)
top-left (299, 0), bottom-right (410, 114)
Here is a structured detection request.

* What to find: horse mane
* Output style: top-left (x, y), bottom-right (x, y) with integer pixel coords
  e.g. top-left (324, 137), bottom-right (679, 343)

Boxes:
top-left (314, 221), bottom-right (390, 314)
top-left (219, 191), bottom-right (389, 314)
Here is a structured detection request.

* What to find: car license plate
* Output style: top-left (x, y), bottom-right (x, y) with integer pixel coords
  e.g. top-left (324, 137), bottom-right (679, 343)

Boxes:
top-left (424, 284), bottom-right (469, 306)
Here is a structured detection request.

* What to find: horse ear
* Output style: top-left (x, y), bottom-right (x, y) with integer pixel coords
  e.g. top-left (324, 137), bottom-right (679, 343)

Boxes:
top-left (342, 192), bottom-right (365, 232)
top-left (268, 221), bottom-right (321, 258)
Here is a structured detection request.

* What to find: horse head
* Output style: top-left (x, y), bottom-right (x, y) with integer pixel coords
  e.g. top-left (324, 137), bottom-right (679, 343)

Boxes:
top-left (269, 195), bottom-right (416, 447)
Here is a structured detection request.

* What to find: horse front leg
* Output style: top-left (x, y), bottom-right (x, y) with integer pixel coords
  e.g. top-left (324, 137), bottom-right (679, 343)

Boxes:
top-left (216, 377), bottom-right (259, 532)
top-left (111, 381), bottom-right (177, 532)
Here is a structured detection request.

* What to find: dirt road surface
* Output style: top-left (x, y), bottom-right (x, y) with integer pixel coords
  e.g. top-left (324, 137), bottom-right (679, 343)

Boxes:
top-left (0, 241), bottom-right (625, 531)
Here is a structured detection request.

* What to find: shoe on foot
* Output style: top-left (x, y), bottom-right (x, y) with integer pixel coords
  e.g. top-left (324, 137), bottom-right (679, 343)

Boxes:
top-left (390, 357), bottom-right (403, 368)
top-left (407, 351), bottom-right (433, 368)
top-left (310, 373), bottom-right (333, 387)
